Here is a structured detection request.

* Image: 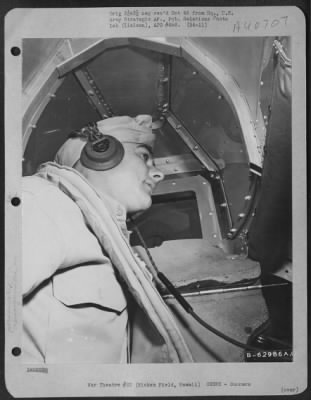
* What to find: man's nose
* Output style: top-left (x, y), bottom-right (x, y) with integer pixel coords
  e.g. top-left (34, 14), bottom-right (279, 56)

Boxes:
top-left (150, 165), bottom-right (164, 183)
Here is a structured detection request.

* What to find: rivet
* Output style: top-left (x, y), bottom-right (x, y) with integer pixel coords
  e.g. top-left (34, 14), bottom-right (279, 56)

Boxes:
top-left (260, 81), bottom-right (264, 86)
top-left (220, 203), bottom-right (227, 207)
top-left (176, 124), bottom-right (181, 129)
top-left (244, 195), bottom-right (252, 200)
top-left (193, 145), bottom-right (199, 151)
top-left (238, 213), bottom-right (246, 218)
top-left (202, 181), bottom-right (207, 185)
top-left (209, 212), bottom-right (213, 216)
top-left (218, 95), bottom-right (222, 100)
top-left (165, 159), bottom-right (169, 164)
top-left (30, 124), bottom-right (37, 129)
top-left (230, 228), bottom-right (237, 232)
top-left (172, 182), bottom-right (176, 186)
top-left (88, 90), bottom-right (95, 96)
top-left (192, 71), bottom-right (198, 75)
top-left (49, 93), bottom-right (56, 98)
top-left (213, 234), bottom-right (217, 238)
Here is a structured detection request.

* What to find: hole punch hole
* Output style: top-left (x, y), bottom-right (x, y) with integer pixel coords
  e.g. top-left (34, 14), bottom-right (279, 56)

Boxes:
top-left (11, 197), bottom-right (21, 207)
top-left (11, 47), bottom-right (21, 56)
top-left (12, 347), bottom-right (21, 357)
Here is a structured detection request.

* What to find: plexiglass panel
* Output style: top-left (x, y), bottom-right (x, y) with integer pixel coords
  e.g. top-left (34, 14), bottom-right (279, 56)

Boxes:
top-left (129, 191), bottom-right (202, 247)
top-left (87, 46), bottom-right (167, 117)
top-left (170, 56), bottom-right (251, 226)
top-left (23, 73), bottom-right (100, 175)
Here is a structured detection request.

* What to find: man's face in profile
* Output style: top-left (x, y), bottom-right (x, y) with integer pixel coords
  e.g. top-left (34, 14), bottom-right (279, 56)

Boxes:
top-left (97, 142), bottom-right (164, 213)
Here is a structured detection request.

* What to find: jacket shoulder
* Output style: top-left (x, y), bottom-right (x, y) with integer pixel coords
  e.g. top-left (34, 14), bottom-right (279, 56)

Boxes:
top-left (22, 175), bottom-right (86, 228)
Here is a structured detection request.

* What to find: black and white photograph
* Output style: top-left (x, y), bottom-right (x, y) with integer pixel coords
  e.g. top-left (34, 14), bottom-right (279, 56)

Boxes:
top-left (4, 6), bottom-right (307, 397)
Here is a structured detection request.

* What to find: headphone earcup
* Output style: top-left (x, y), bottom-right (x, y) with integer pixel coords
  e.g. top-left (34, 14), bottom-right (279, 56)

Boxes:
top-left (80, 135), bottom-right (124, 171)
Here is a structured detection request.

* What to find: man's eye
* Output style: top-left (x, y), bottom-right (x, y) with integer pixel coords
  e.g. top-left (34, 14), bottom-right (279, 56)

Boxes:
top-left (141, 152), bottom-right (150, 162)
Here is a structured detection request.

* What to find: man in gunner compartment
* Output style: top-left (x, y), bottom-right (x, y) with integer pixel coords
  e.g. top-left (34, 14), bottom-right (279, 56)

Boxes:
top-left (22, 115), bottom-right (193, 363)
